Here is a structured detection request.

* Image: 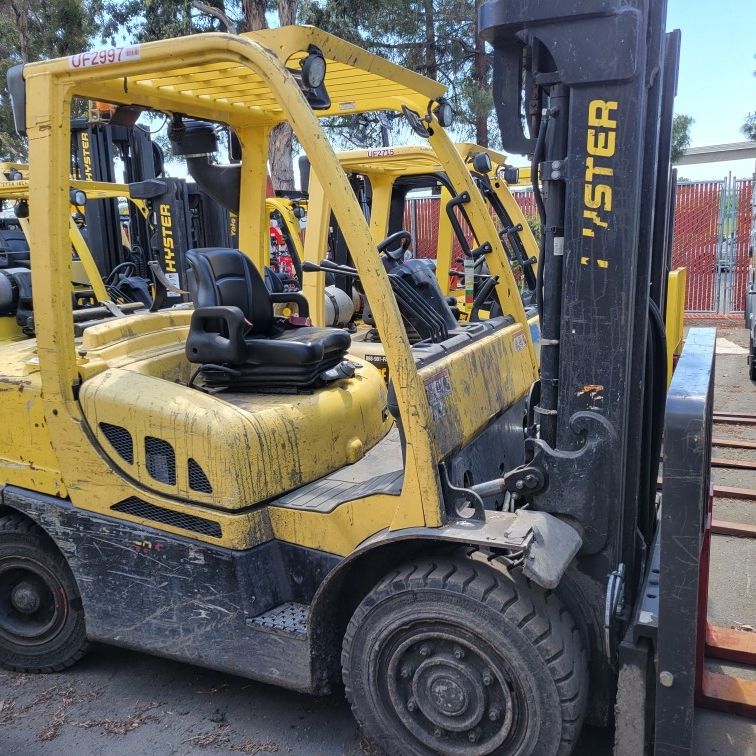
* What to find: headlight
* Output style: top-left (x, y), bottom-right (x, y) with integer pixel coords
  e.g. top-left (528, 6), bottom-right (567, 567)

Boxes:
top-left (433, 98), bottom-right (454, 128)
top-left (301, 52), bottom-right (326, 89)
top-left (472, 152), bottom-right (492, 174)
top-left (70, 189), bottom-right (87, 206)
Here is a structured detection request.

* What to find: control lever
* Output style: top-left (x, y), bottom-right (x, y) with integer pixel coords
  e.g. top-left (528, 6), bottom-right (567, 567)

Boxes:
top-left (302, 260), bottom-right (359, 277)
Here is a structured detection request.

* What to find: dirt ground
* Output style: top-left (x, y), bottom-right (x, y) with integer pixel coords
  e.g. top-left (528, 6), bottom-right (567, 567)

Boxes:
top-left (0, 322), bottom-right (754, 755)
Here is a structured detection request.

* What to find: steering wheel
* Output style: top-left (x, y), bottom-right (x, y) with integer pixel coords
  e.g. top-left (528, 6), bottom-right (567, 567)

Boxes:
top-left (377, 230), bottom-right (413, 261)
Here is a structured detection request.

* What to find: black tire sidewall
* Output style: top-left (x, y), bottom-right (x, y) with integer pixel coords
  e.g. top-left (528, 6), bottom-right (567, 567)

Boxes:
top-left (0, 529), bottom-right (87, 671)
top-left (345, 586), bottom-right (563, 756)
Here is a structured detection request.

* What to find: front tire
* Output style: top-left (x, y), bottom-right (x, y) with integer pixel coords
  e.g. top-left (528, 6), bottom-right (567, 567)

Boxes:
top-left (342, 555), bottom-right (587, 756)
top-left (0, 512), bottom-right (89, 672)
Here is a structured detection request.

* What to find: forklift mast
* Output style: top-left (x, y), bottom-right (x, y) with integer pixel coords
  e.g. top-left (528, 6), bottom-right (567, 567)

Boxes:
top-left (71, 119), bottom-right (237, 304)
top-left (70, 120), bottom-right (156, 277)
top-left (480, 0), bottom-right (680, 719)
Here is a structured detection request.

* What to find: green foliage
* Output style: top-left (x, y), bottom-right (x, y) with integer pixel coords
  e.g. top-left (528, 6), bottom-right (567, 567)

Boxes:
top-left (0, 0), bottom-right (104, 160)
top-left (670, 113), bottom-right (694, 164)
top-left (742, 112), bottom-right (756, 141)
top-left (101, 0), bottom-right (235, 43)
top-left (300, 0), bottom-right (497, 148)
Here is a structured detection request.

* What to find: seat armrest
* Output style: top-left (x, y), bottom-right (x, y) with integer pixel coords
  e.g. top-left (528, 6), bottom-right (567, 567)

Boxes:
top-left (269, 292), bottom-right (310, 317)
top-left (186, 305), bottom-right (248, 364)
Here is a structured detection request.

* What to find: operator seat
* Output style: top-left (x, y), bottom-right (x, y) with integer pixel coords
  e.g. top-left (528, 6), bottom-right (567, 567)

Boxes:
top-left (185, 247), bottom-right (352, 391)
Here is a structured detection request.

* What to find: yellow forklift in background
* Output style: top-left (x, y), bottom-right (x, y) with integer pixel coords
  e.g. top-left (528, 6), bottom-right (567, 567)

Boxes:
top-left (0, 169), bottom-right (152, 340)
top-left (318, 144), bottom-right (542, 376)
top-left (332, 143), bottom-right (540, 304)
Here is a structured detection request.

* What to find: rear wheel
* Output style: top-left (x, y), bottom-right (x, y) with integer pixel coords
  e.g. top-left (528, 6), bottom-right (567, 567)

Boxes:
top-left (0, 513), bottom-right (89, 672)
top-left (342, 555), bottom-right (587, 756)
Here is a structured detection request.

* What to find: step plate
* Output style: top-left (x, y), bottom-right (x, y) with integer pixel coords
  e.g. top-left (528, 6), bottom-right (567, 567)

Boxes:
top-left (250, 602), bottom-right (309, 636)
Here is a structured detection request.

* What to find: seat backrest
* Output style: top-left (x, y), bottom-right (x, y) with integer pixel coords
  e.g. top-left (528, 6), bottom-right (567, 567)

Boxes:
top-left (186, 247), bottom-right (273, 335)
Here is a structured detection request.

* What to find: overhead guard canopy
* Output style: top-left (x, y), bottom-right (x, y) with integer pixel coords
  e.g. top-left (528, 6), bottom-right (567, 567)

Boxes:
top-left (10, 26), bottom-right (445, 130)
top-left (335, 144), bottom-right (510, 177)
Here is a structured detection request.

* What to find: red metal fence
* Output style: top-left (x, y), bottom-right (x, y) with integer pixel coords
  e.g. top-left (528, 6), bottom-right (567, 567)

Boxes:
top-left (672, 181), bottom-right (722, 311)
top-left (404, 178), bottom-right (754, 313)
top-left (734, 179), bottom-right (754, 311)
top-left (403, 197), bottom-right (481, 263)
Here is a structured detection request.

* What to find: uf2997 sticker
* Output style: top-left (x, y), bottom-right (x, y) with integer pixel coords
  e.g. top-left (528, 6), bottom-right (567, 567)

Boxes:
top-left (69, 46), bottom-right (141, 69)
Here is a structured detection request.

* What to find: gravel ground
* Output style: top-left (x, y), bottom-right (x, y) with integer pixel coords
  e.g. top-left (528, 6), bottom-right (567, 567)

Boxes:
top-left (0, 321), bottom-right (754, 755)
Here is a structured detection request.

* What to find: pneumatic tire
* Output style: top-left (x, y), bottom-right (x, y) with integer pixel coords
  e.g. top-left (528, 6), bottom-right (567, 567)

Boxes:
top-left (0, 512), bottom-right (89, 672)
top-left (342, 554), bottom-right (587, 756)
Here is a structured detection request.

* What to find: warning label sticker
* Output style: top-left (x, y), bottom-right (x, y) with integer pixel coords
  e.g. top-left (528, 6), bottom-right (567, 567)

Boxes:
top-left (424, 369), bottom-right (452, 421)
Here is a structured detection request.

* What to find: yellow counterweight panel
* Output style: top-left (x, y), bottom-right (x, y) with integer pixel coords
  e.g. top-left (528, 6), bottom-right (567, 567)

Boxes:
top-left (78, 353), bottom-right (392, 510)
top-left (0, 342), bottom-right (66, 496)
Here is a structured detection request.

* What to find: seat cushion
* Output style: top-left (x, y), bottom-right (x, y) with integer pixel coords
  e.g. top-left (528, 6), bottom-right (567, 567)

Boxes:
top-left (245, 327), bottom-right (351, 367)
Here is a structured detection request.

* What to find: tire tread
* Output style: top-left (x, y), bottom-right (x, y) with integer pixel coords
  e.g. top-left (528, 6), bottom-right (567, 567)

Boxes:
top-left (343, 552), bottom-right (588, 756)
top-left (0, 512), bottom-right (90, 674)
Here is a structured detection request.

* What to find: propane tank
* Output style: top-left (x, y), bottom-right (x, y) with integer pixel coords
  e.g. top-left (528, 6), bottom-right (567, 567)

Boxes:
top-left (323, 285), bottom-right (355, 327)
top-left (0, 268), bottom-right (28, 315)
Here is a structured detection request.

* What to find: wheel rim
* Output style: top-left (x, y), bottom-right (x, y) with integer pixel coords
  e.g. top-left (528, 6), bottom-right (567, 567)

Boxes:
top-left (378, 622), bottom-right (526, 755)
top-left (0, 556), bottom-right (68, 646)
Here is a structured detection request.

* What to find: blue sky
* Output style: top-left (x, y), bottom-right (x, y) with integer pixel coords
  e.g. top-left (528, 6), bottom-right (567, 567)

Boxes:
top-left (668, 0), bottom-right (755, 179)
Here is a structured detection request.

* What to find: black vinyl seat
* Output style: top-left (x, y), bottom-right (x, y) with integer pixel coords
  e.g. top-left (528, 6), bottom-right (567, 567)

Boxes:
top-left (185, 247), bottom-right (351, 391)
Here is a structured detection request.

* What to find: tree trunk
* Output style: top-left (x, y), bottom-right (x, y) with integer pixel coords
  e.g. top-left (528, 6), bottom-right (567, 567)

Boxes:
top-left (240, 0), bottom-right (267, 32)
top-left (423, 0), bottom-right (438, 80)
top-left (269, 122), bottom-right (295, 190)
top-left (473, 0), bottom-right (488, 146)
top-left (278, 0), bottom-right (297, 27)
top-left (239, 0), bottom-right (296, 190)
top-left (11, 0), bottom-right (30, 61)
top-left (268, 0), bottom-right (298, 191)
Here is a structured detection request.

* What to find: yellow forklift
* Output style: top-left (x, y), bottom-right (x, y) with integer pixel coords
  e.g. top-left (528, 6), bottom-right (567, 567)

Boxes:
top-left (0, 169), bottom-right (151, 340)
top-left (0, 6), bottom-right (708, 753)
top-left (165, 62), bottom-right (537, 383)
top-left (318, 144), bottom-right (542, 375)
top-left (331, 143), bottom-right (540, 305)
top-left (0, 25), bottom-right (579, 756)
